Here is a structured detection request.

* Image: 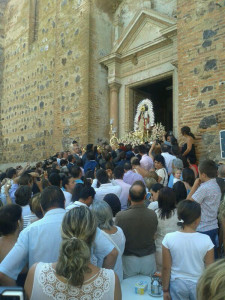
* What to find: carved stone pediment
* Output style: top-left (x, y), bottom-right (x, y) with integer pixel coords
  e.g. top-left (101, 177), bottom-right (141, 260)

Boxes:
top-left (113, 9), bottom-right (176, 56)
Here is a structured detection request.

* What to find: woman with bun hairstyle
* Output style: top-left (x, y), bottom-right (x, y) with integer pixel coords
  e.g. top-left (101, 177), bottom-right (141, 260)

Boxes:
top-left (181, 126), bottom-right (197, 163)
top-left (25, 206), bottom-right (121, 300)
top-left (162, 200), bottom-right (214, 300)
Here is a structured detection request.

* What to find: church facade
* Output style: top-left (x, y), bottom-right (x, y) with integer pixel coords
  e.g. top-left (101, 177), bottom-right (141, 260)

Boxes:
top-left (0, 0), bottom-right (224, 163)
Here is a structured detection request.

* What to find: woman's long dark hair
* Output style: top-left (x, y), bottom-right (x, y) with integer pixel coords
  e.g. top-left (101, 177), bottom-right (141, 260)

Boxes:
top-left (181, 126), bottom-right (195, 139)
top-left (182, 168), bottom-right (195, 187)
top-left (158, 187), bottom-right (176, 220)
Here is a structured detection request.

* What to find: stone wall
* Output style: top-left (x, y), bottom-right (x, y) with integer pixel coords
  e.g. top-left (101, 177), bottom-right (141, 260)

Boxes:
top-left (0, 0), bottom-right (92, 162)
top-left (177, 0), bottom-right (225, 161)
top-left (0, 0), bottom-right (9, 159)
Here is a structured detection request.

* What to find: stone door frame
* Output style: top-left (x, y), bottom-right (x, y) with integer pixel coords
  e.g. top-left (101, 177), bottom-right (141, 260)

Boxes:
top-left (100, 8), bottom-right (178, 138)
top-left (121, 67), bottom-right (178, 137)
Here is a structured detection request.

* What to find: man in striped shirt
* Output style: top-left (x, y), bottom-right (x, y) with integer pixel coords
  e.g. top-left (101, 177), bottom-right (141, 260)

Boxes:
top-left (187, 159), bottom-right (221, 257)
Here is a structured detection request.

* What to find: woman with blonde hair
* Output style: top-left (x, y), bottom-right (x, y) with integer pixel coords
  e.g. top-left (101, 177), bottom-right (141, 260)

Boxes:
top-left (197, 259), bottom-right (225, 300)
top-left (25, 206), bottom-right (121, 300)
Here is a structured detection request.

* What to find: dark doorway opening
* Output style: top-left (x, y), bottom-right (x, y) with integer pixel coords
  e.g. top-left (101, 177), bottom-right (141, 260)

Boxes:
top-left (133, 77), bottom-right (173, 132)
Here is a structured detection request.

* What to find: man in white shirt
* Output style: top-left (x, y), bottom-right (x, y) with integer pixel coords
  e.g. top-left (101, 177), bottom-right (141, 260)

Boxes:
top-left (113, 166), bottom-right (131, 210)
top-left (139, 144), bottom-right (153, 171)
top-left (66, 186), bottom-right (96, 211)
top-left (161, 144), bottom-right (176, 175)
top-left (62, 176), bottom-right (75, 207)
top-left (92, 169), bottom-right (122, 202)
top-left (0, 186), bottom-right (66, 285)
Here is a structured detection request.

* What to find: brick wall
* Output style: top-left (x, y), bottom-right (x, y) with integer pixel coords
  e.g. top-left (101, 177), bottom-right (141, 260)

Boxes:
top-left (177, 0), bottom-right (225, 161)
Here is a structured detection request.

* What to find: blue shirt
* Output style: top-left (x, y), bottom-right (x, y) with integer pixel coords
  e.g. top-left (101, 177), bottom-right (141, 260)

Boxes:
top-left (0, 208), bottom-right (66, 280)
top-left (0, 208), bottom-right (114, 280)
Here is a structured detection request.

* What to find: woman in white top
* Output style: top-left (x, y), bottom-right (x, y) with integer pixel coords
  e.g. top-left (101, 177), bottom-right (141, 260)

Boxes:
top-left (154, 154), bottom-right (168, 187)
top-left (162, 200), bottom-right (214, 300)
top-left (92, 201), bottom-right (126, 282)
top-left (24, 206), bottom-right (121, 300)
top-left (155, 187), bottom-right (179, 271)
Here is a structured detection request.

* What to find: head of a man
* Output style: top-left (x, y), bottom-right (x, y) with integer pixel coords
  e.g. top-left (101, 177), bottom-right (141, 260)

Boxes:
top-left (49, 173), bottom-right (62, 187)
top-left (18, 173), bottom-right (33, 187)
top-left (6, 168), bottom-right (17, 180)
top-left (161, 143), bottom-right (170, 153)
top-left (86, 144), bottom-right (93, 152)
top-left (73, 143), bottom-right (80, 154)
top-left (198, 159), bottom-right (217, 182)
top-left (96, 169), bottom-right (109, 185)
top-left (70, 166), bottom-right (82, 179)
top-left (40, 186), bottom-right (65, 213)
top-left (113, 166), bottom-right (124, 180)
top-left (79, 186), bottom-right (96, 206)
top-left (124, 162), bottom-right (132, 173)
top-left (138, 144), bottom-right (147, 155)
top-left (131, 157), bottom-right (140, 168)
top-left (62, 151), bottom-right (68, 160)
top-left (62, 176), bottom-right (75, 194)
top-left (68, 155), bottom-right (75, 164)
top-left (15, 185), bottom-right (32, 207)
top-left (129, 181), bottom-right (146, 204)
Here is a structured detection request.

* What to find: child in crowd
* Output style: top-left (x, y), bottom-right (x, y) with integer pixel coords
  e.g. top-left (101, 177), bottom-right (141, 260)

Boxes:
top-left (162, 200), bottom-right (214, 300)
top-left (148, 183), bottom-right (163, 211)
top-left (172, 168), bottom-right (182, 185)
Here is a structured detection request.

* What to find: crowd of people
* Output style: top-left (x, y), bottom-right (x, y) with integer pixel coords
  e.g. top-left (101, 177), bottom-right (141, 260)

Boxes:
top-left (0, 126), bottom-right (225, 300)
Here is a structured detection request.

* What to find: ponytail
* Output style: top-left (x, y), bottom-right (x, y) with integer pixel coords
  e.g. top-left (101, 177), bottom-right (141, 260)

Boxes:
top-left (56, 206), bottom-right (97, 287)
top-left (56, 237), bottom-right (91, 287)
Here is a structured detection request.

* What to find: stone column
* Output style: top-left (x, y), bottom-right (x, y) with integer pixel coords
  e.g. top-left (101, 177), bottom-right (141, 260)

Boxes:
top-left (109, 82), bottom-right (121, 135)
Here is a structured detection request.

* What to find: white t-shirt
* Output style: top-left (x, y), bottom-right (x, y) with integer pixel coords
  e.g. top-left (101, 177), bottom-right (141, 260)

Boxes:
top-left (101, 226), bottom-right (125, 282)
top-left (63, 191), bottom-right (72, 207)
top-left (162, 231), bottom-right (214, 282)
top-left (156, 168), bottom-right (168, 187)
top-left (148, 201), bottom-right (158, 211)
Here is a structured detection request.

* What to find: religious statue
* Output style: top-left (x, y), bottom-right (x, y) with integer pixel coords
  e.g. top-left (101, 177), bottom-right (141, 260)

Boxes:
top-left (115, 98), bottom-right (165, 146)
top-left (134, 99), bottom-right (155, 132)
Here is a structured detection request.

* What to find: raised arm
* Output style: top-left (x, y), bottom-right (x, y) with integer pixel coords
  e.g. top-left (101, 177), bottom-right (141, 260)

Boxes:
top-left (187, 178), bottom-right (201, 200)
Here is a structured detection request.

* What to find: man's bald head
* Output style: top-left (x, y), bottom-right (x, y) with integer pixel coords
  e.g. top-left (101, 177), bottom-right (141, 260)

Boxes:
top-left (218, 164), bottom-right (225, 178)
top-left (129, 181), bottom-right (146, 202)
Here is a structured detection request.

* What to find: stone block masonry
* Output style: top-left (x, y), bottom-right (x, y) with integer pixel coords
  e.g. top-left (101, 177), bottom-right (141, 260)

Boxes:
top-left (177, 0), bottom-right (225, 161)
top-left (0, 0), bottom-right (93, 162)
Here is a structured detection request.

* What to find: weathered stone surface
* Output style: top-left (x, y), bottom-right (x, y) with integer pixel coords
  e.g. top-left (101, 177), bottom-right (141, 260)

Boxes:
top-left (204, 59), bottom-right (217, 71)
top-left (203, 29), bottom-right (217, 39)
top-left (201, 86), bottom-right (213, 93)
top-left (209, 99), bottom-right (218, 107)
top-left (199, 115), bottom-right (217, 129)
top-left (202, 40), bottom-right (212, 48)
top-left (196, 101), bottom-right (205, 109)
